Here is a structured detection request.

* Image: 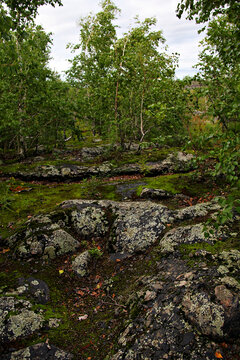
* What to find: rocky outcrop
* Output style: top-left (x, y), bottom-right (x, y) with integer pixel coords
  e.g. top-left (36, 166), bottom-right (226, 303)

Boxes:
top-left (61, 200), bottom-right (175, 254)
top-left (112, 256), bottom-right (240, 359)
top-left (1, 192), bottom-right (240, 359)
top-left (2, 151), bottom-right (194, 181)
top-left (7, 198), bottom-right (224, 261)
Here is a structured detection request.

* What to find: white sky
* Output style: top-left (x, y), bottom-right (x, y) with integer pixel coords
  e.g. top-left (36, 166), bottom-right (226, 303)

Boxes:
top-left (36, 0), bottom-right (205, 79)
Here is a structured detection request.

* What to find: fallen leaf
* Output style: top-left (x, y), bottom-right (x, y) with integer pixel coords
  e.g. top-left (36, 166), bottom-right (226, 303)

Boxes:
top-left (116, 259), bottom-right (121, 262)
top-left (1, 248), bottom-right (10, 254)
top-left (58, 269), bottom-right (64, 275)
top-left (215, 351), bottom-right (223, 359)
top-left (95, 282), bottom-right (103, 289)
top-left (76, 290), bottom-right (85, 296)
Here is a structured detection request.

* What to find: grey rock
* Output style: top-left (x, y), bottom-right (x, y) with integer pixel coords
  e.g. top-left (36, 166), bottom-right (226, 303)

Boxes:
top-left (3, 151), bottom-right (194, 180)
top-left (159, 223), bottom-right (210, 254)
top-left (14, 229), bottom-right (80, 260)
top-left (17, 277), bottom-right (50, 304)
top-left (0, 297), bottom-right (44, 343)
top-left (218, 250), bottom-right (240, 272)
top-left (176, 200), bottom-right (221, 221)
top-left (70, 203), bottom-right (109, 238)
top-left (72, 251), bottom-right (91, 277)
top-left (140, 187), bottom-right (173, 200)
top-left (182, 292), bottom-right (225, 338)
top-left (110, 201), bottom-right (175, 254)
top-left (61, 200), bottom-right (175, 254)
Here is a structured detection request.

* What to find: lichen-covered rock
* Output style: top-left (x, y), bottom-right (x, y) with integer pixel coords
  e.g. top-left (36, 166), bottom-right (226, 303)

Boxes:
top-left (146, 151), bottom-right (194, 175)
top-left (113, 300), bottom-right (216, 360)
top-left (72, 251), bottom-right (91, 277)
top-left (14, 229), bottom-right (80, 260)
top-left (16, 277), bottom-right (50, 304)
top-left (1, 343), bottom-right (73, 360)
top-left (0, 297), bottom-right (44, 343)
top-left (159, 223), bottom-right (210, 253)
top-left (218, 249), bottom-right (240, 272)
top-left (61, 199), bottom-right (175, 255)
top-left (110, 201), bottom-right (175, 254)
top-left (70, 203), bottom-right (109, 238)
top-left (140, 187), bottom-right (173, 200)
top-left (3, 151), bottom-right (194, 180)
top-left (182, 292), bottom-right (225, 338)
top-left (221, 276), bottom-right (240, 291)
top-left (176, 200), bottom-right (221, 220)
top-left (111, 256), bottom-right (239, 360)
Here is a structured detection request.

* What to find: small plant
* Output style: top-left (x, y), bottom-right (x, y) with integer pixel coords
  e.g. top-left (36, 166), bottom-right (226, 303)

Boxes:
top-left (0, 182), bottom-right (14, 211)
top-left (89, 247), bottom-right (103, 258)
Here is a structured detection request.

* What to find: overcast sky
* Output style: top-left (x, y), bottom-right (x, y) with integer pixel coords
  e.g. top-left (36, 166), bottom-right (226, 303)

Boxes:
top-left (36, 0), bottom-right (205, 79)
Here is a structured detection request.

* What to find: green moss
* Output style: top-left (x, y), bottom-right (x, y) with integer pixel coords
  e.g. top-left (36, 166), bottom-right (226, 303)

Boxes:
top-left (136, 172), bottom-right (221, 198)
top-left (106, 147), bottom-right (180, 167)
top-left (0, 177), bottom-right (121, 239)
top-left (180, 227), bottom-right (240, 258)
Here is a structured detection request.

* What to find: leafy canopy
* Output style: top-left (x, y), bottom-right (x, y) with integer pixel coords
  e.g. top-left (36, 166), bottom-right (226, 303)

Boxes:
top-left (176, 0), bottom-right (240, 25)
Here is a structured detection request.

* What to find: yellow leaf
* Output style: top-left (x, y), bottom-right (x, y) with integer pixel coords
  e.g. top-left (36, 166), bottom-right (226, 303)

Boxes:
top-left (59, 269), bottom-right (64, 274)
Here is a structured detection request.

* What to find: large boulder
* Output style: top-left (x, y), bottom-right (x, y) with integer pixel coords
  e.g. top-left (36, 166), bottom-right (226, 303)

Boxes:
top-left (110, 201), bottom-right (175, 254)
top-left (61, 200), bottom-right (175, 255)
